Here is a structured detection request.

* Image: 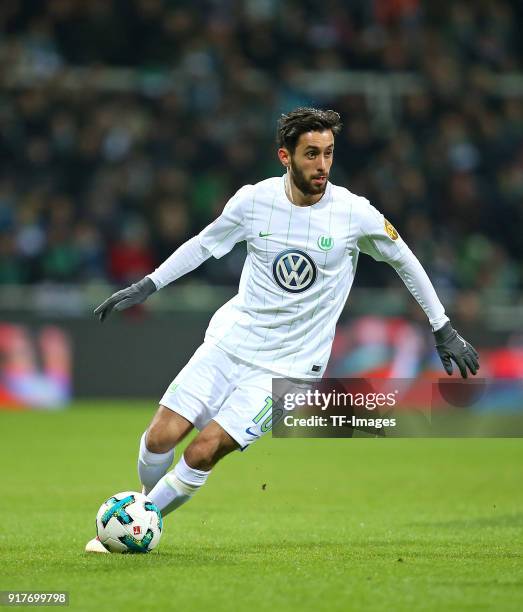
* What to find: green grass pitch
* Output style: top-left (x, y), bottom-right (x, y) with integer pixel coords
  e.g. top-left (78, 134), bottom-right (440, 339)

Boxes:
top-left (1, 402), bottom-right (522, 611)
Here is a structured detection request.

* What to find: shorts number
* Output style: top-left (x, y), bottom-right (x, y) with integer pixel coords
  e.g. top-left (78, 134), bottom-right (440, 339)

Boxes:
top-left (252, 396), bottom-right (283, 433)
top-left (253, 396), bottom-right (273, 433)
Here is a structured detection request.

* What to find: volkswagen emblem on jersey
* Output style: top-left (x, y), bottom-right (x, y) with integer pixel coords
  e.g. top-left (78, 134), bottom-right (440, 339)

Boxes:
top-left (272, 249), bottom-right (317, 293)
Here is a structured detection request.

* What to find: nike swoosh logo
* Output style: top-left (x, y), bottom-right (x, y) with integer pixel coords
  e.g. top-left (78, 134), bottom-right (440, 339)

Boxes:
top-left (259, 232), bottom-right (273, 238)
top-left (245, 426), bottom-right (259, 438)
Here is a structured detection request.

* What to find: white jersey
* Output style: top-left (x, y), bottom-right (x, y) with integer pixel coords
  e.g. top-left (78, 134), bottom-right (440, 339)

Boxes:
top-left (196, 176), bottom-right (448, 379)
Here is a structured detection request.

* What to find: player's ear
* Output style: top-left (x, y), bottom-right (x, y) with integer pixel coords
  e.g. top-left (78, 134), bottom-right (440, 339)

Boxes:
top-left (278, 147), bottom-right (290, 168)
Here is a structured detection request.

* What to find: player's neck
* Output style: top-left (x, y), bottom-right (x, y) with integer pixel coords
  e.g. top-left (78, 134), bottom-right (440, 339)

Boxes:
top-left (285, 175), bottom-right (324, 207)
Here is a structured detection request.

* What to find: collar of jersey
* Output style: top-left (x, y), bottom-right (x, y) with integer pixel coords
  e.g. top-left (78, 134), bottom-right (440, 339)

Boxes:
top-left (280, 174), bottom-right (331, 210)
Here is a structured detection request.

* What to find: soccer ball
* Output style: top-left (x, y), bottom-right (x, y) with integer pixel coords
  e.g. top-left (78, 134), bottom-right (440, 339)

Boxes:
top-left (96, 491), bottom-right (162, 553)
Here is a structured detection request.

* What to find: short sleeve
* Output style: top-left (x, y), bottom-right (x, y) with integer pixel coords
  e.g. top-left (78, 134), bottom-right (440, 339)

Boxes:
top-left (198, 185), bottom-right (252, 259)
top-left (356, 199), bottom-right (406, 265)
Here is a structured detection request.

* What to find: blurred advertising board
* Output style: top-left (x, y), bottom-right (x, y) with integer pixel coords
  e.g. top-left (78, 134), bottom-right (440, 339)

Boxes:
top-left (0, 324), bottom-right (72, 410)
top-left (1, 312), bottom-right (521, 405)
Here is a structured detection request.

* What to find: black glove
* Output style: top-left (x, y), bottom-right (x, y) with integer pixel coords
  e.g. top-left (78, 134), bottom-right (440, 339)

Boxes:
top-left (94, 277), bottom-right (156, 322)
top-left (434, 321), bottom-right (479, 379)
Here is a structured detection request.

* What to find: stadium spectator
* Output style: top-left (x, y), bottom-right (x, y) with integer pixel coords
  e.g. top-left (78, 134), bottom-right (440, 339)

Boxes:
top-left (0, 0), bottom-right (522, 290)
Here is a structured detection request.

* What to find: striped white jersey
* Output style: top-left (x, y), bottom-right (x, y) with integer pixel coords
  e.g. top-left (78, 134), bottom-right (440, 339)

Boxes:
top-left (197, 175), bottom-right (448, 379)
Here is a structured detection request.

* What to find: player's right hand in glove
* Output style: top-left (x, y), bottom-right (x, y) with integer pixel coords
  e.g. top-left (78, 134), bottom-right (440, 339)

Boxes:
top-left (434, 321), bottom-right (479, 379)
top-left (94, 276), bottom-right (156, 322)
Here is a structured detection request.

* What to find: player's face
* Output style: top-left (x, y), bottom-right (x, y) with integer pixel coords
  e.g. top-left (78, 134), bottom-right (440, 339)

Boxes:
top-left (289, 131), bottom-right (334, 196)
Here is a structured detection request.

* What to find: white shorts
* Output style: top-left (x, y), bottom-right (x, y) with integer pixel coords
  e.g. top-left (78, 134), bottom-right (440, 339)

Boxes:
top-left (159, 343), bottom-right (280, 449)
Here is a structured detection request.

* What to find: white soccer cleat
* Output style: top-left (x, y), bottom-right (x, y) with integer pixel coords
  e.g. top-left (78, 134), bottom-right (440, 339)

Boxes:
top-left (85, 536), bottom-right (110, 554)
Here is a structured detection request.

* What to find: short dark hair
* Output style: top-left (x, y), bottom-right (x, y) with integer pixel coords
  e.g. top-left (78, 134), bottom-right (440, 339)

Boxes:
top-left (277, 107), bottom-right (342, 153)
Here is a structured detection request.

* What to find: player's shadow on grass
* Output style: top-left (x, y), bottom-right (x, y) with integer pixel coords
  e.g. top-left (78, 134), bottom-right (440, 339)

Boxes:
top-left (410, 513), bottom-right (523, 530)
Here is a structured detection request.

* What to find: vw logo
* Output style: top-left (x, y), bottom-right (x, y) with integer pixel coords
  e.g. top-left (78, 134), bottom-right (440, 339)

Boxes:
top-left (272, 249), bottom-right (317, 293)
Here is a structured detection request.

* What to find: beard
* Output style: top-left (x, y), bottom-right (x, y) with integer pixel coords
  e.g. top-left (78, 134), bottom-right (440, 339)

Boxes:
top-left (290, 159), bottom-right (328, 196)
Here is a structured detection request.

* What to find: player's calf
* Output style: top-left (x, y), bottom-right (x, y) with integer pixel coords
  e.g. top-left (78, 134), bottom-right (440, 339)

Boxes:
top-left (146, 421), bottom-right (239, 517)
top-left (138, 405), bottom-right (194, 494)
top-left (184, 421), bottom-right (239, 471)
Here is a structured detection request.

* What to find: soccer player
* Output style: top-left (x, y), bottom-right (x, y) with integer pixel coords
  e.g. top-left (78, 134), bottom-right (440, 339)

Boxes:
top-left (85, 108), bottom-right (479, 552)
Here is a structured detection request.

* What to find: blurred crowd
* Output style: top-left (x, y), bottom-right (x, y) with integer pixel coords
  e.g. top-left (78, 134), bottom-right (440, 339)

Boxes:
top-left (1, 0), bottom-right (523, 291)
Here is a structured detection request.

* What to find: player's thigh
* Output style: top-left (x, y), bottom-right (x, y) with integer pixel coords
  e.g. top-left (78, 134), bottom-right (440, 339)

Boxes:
top-left (158, 342), bottom-right (235, 432)
top-left (146, 405), bottom-right (194, 453)
top-left (213, 368), bottom-right (278, 451)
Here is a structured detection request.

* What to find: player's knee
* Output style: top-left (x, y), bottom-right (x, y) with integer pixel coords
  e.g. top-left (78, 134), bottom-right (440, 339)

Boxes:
top-left (144, 431), bottom-right (165, 454)
top-left (146, 405), bottom-right (193, 453)
top-left (145, 423), bottom-right (172, 454)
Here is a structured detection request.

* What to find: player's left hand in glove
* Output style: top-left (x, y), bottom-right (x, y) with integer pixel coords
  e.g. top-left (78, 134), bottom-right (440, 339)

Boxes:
top-left (434, 321), bottom-right (479, 378)
top-left (94, 276), bottom-right (156, 322)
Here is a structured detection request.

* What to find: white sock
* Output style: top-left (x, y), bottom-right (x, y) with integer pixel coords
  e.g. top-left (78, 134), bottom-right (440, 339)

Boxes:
top-left (137, 432), bottom-right (174, 495)
top-left (147, 454), bottom-right (210, 516)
